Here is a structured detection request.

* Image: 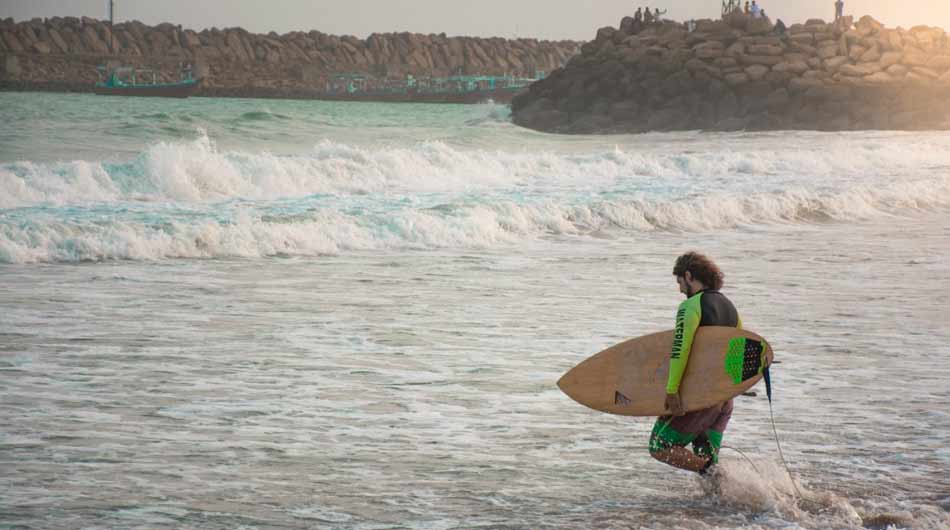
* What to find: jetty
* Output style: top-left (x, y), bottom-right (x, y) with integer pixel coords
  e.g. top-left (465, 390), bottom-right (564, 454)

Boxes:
top-left (513, 13), bottom-right (950, 132)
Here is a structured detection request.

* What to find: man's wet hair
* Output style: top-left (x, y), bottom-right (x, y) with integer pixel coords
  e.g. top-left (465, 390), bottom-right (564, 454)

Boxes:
top-left (673, 251), bottom-right (724, 290)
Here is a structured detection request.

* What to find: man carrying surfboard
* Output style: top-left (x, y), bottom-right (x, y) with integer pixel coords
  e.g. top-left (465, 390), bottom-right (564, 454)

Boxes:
top-left (649, 252), bottom-right (740, 474)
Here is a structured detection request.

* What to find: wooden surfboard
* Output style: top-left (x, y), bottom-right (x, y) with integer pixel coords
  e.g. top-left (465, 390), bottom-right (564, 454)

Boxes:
top-left (557, 327), bottom-right (773, 416)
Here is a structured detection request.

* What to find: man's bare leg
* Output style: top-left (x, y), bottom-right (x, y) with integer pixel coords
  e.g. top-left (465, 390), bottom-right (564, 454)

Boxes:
top-left (650, 447), bottom-right (710, 473)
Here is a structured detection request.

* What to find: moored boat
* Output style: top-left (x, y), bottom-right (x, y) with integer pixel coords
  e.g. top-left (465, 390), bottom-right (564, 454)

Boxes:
top-left (94, 65), bottom-right (200, 98)
top-left (318, 72), bottom-right (544, 104)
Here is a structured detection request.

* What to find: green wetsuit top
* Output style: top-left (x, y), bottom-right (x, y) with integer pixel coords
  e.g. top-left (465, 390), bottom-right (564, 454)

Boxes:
top-left (667, 289), bottom-right (742, 394)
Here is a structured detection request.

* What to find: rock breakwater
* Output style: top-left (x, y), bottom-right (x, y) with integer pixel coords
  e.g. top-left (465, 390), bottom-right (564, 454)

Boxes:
top-left (0, 16), bottom-right (580, 96)
top-left (512, 14), bottom-right (950, 132)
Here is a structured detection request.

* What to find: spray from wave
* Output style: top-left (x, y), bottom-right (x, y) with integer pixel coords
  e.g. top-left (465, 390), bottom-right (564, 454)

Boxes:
top-left (698, 458), bottom-right (950, 530)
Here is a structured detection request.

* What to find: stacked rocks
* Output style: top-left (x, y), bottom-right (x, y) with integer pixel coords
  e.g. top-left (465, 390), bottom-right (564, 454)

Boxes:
top-left (0, 17), bottom-right (580, 91)
top-left (512, 15), bottom-right (950, 133)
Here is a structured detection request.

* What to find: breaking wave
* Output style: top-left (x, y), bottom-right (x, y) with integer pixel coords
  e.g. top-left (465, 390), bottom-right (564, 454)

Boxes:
top-left (2, 132), bottom-right (949, 263)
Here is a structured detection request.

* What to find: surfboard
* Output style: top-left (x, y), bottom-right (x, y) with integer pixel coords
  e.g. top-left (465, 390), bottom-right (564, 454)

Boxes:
top-left (557, 327), bottom-right (773, 416)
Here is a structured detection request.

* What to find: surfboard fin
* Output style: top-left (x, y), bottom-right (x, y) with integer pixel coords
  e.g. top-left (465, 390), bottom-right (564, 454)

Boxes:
top-left (614, 391), bottom-right (631, 406)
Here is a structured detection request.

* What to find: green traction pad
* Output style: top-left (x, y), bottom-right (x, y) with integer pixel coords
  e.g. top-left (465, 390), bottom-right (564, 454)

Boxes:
top-left (725, 337), bottom-right (765, 385)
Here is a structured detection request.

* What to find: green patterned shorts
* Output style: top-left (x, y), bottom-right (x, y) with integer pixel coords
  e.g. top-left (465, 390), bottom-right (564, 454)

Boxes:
top-left (648, 401), bottom-right (732, 464)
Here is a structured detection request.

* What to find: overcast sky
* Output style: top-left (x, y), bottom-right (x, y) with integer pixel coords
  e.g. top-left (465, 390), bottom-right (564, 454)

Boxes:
top-left (3, 0), bottom-right (949, 41)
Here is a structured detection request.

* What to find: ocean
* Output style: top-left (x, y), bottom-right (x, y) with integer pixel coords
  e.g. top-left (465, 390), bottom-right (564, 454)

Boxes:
top-left (1, 91), bottom-right (948, 530)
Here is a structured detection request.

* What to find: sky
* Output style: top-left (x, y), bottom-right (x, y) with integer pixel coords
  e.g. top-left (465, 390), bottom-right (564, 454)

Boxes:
top-left (2, 0), bottom-right (949, 41)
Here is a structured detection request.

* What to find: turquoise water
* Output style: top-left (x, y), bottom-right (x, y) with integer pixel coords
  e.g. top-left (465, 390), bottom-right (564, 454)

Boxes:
top-left (1, 92), bottom-right (949, 529)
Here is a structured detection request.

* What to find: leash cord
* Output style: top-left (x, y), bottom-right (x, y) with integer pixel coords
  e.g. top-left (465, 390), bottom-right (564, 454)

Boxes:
top-left (767, 397), bottom-right (809, 501)
top-left (720, 445), bottom-right (759, 473)
top-left (764, 367), bottom-right (822, 506)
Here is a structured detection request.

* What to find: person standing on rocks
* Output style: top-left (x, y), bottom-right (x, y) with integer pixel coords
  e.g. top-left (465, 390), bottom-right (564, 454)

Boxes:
top-left (774, 18), bottom-right (786, 34)
top-left (744, 1), bottom-right (750, 15)
top-left (835, 0), bottom-right (844, 21)
top-left (634, 7), bottom-right (643, 23)
top-left (750, 0), bottom-right (761, 18)
top-left (643, 7), bottom-right (654, 24)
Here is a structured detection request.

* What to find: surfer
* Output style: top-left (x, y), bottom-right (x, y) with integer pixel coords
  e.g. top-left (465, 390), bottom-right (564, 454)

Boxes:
top-left (649, 252), bottom-right (741, 474)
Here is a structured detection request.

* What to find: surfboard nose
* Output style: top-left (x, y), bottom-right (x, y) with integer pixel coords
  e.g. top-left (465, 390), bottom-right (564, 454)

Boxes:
top-left (556, 365), bottom-right (596, 408)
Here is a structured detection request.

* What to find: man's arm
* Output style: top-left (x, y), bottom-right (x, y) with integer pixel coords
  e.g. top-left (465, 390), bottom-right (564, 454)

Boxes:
top-left (666, 296), bottom-right (702, 395)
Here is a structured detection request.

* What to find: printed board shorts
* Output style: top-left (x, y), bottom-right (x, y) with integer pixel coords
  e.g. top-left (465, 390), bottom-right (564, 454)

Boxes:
top-left (649, 399), bottom-right (734, 463)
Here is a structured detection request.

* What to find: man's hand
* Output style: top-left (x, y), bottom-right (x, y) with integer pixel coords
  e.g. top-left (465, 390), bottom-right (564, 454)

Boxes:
top-left (665, 392), bottom-right (685, 416)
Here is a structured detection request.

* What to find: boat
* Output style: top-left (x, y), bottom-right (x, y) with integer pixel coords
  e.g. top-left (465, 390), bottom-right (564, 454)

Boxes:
top-left (92, 1), bottom-right (200, 98)
top-left (318, 72), bottom-right (545, 104)
top-left (94, 64), bottom-right (200, 98)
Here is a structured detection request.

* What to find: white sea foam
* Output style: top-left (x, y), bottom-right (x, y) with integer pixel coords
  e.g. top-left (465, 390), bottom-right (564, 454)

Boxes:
top-left (3, 132), bottom-right (950, 206)
top-left (695, 458), bottom-right (950, 530)
top-left (3, 132), bottom-right (950, 263)
top-left (2, 178), bottom-right (950, 263)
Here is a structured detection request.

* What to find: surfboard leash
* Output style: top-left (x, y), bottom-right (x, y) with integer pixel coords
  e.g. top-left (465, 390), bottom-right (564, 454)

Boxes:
top-left (763, 366), bottom-right (815, 504)
top-left (720, 444), bottom-right (760, 472)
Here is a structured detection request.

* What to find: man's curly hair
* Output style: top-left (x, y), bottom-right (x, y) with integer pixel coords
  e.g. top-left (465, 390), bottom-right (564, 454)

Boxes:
top-left (673, 252), bottom-right (724, 290)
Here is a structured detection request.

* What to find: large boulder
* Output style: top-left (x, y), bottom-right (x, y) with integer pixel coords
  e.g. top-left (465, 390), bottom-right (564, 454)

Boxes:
top-left (911, 66), bottom-right (940, 79)
top-left (824, 56), bottom-right (850, 72)
top-left (840, 62), bottom-right (882, 76)
top-left (2, 30), bottom-right (25, 52)
top-left (927, 54), bottom-right (950, 71)
top-left (745, 64), bottom-right (770, 80)
top-left (4, 55), bottom-right (20, 77)
top-left (725, 41), bottom-right (745, 57)
top-left (724, 72), bottom-right (750, 86)
top-left (863, 71), bottom-right (896, 84)
top-left (48, 27), bottom-right (69, 52)
top-left (80, 24), bottom-right (110, 53)
top-left (856, 15), bottom-right (884, 35)
top-left (748, 44), bottom-right (783, 55)
top-left (819, 44), bottom-right (841, 59)
top-left (619, 16), bottom-right (637, 35)
top-left (693, 41), bottom-right (725, 59)
top-left (887, 64), bottom-right (909, 76)
top-left (789, 33), bottom-right (814, 45)
top-left (848, 44), bottom-right (867, 60)
top-left (739, 54), bottom-right (784, 66)
top-left (685, 58), bottom-right (721, 77)
top-left (746, 18), bottom-right (774, 36)
top-left (833, 15), bottom-right (854, 34)
top-left (596, 26), bottom-right (617, 42)
top-left (31, 41), bottom-right (52, 54)
top-left (902, 52), bottom-right (929, 67)
top-left (773, 59), bottom-right (809, 74)
top-left (696, 19), bottom-right (731, 33)
top-left (879, 51), bottom-right (903, 68)
top-left (859, 46), bottom-right (881, 63)
top-left (658, 28), bottom-right (688, 46)
top-left (791, 41), bottom-right (818, 55)
top-left (886, 31), bottom-right (904, 50)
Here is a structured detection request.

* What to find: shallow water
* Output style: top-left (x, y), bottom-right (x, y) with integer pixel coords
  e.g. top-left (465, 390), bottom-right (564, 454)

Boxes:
top-left (1, 92), bottom-right (949, 529)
